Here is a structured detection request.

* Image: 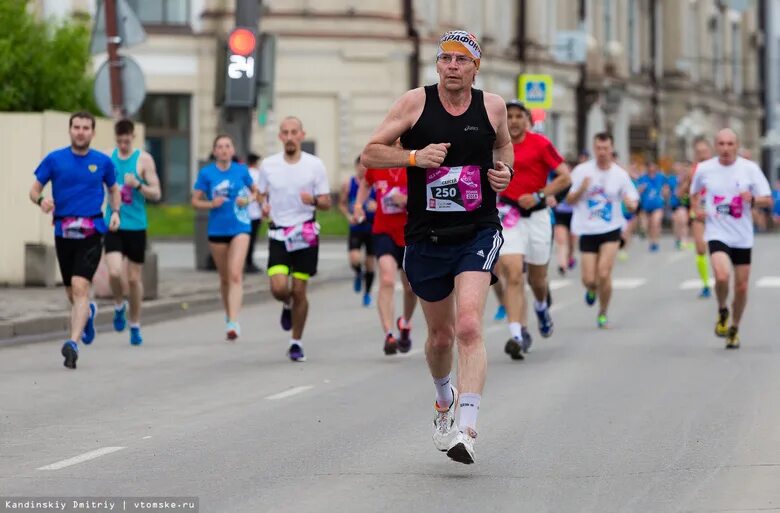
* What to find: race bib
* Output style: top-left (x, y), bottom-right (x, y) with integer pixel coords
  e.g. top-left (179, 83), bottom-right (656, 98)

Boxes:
top-left (272, 221), bottom-right (320, 252)
top-left (497, 203), bottom-right (521, 229)
top-left (121, 185), bottom-right (134, 205)
top-left (713, 195), bottom-right (744, 219)
top-left (61, 217), bottom-right (97, 240)
top-left (381, 186), bottom-right (407, 215)
top-left (426, 165), bottom-right (482, 212)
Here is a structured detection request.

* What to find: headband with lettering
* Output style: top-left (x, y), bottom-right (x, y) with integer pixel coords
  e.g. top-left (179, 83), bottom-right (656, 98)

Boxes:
top-left (437, 30), bottom-right (482, 68)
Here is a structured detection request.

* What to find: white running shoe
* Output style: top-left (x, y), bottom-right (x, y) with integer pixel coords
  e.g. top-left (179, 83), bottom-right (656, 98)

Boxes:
top-left (446, 428), bottom-right (477, 464)
top-left (432, 386), bottom-right (459, 452)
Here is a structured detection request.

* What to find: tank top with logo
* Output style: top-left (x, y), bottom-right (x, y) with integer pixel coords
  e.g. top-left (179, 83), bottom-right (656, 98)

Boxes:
top-left (400, 85), bottom-right (498, 243)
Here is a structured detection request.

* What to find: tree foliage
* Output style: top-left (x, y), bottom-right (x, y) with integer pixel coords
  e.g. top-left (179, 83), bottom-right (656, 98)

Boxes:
top-left (0, 0), bottom-right (97, 112)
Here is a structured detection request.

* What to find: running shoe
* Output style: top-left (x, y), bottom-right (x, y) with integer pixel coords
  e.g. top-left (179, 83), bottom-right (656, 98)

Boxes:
top-left (699, 286), bottom-right (711, 299)
top-left (725, 326), bottom-right (740, 349)
top-left (618, 250), bottom-right (629, 262)
top-left (597, 314), bottom-right (608, 329)
top-left (535, 306), bottom-right (554, 338)
top-left (280, 303), bottom-right (292, 331)
top-left (61, 340), bottom-right (78, 369)
top-left (493, 305), bottom-right (507, 321)
top-left (81, 302), bottom-right (97, 345)
top-left (674, 239), bottom-right (682, 250)
top-left (397, 317), bottom-right (412, 353)
top-left (585, 290), bottom-right (597, 306)
top-left (113, 302), bottom-right (127, 332)
top-left (287, 343), bottom-right (306, 362)
top-left (362, 293), bottom-right (372, 307)
top-left (384, 333), bottom-right (398, 355)
top-left (130, 326), bottom-right (143, 346)
top-left (504, 338), bottom-right (524, 360)
top-left (568, 257), bottom-right (577, 270)
top-left (558, 266), bottom-right (566, 277)
top-left (649, 243), bottom-right (660, 252)
top-left (433, 386), bottom-right (459, 451)
top-left (353, 274), bottom-right (362, 293)
top-left (226, 321), bottom-right (240, 341)
top-left (715, 308), bottom-right (729, 337)
top-left (446, 428), bottom-right (477, 465)
top-left (521, 327), bottom-right (533, 352)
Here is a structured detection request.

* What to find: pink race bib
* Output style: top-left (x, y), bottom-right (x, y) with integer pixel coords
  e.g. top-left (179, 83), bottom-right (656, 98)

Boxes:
top-left (61, 217), bottom-right (97, 239)
top-left (425, 165), bottom-right (482, 212)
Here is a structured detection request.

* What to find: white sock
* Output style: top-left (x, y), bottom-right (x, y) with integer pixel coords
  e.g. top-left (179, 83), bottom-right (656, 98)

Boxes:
top-left (289, 338), bottom-right (301, 347)
top-left (130, 322), bottom-right (140, 329)
top-left (509, 322), bottom-right (522, 341)
top-left (283, 300), bottom-right (292, 309)
top-left (386, 330), bottom-right (394, 339)
top-left (115, 302), bottom-right (125, 311)
top-left (458, 393), bottom-right (481, 433)
top-left (433, 375), bottom-right (454, 409)
top-left (534, 300), bottom-right (548, 312)
top-left (399, 317), bottom-right (409, 328)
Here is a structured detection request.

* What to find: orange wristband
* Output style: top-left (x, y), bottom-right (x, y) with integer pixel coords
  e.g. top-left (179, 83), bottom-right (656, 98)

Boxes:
top-left (408, 150), bottom-right (417, 167)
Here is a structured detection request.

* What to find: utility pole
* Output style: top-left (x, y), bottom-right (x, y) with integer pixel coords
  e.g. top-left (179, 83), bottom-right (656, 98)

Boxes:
top-left (575, 0), bottom-right (588, 154)
top-left (104, 0), bottom-right (125, 119)
top-left (219, 0), bottom-right (261, 161)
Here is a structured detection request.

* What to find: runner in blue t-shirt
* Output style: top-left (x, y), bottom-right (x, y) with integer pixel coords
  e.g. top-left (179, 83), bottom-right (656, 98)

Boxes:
top-left (29, 111), bottom-right (121, 370)
top-left (338, 156), bottom-right (377, 306)
top-left (637, 162), bottom-right (669, 252)
top-left (192, 134), bottom-right (258, 341)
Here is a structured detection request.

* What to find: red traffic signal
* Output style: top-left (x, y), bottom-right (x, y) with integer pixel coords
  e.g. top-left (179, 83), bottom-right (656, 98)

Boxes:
top-left (228, 28), bottom-right (256, 56)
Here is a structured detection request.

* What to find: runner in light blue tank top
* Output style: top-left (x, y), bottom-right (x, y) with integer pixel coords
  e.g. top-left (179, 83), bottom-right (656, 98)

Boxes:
top-left (105, 148), bottom-right (147, 229)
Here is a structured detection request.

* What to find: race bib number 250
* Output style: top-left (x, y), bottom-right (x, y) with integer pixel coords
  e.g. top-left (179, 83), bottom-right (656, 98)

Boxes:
top-left (425, 165), bottom-right (482, 213)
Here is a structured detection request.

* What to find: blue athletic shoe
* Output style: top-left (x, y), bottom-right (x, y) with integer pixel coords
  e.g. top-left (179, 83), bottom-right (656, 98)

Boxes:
top-left (81, 302), bottom-right (97, 345)
top-left (130, 326), bottom-right (143, 346)
top-left (494, 305), bottom-right (507, 321)
top-left (585, 290), bottom-right (597, 307)
top-left (521, 327), bottom-right (533, 353)
top-left (61, 340), bottom-right (78, 369)
top-left (113, 302), bottom-right (127, 332)
top-left (535, 306), bottom-right (554, 338)
top-left (649, 243), bottom-right (660, 253)
top-left (287, 343), bottom-right (306, 362)
top-left (280, 303), bottom-right (292, 331)
top-left (362, 293), bottom-right (372, 307)
top-left (699, 286), bottom-right (711, 299)
top-left (353, 274), bottom-right (362, 293)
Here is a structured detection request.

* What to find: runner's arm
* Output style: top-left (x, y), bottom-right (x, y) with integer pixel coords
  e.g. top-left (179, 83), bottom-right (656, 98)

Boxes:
top-left (565, 168), bottom-right (588, 204)
top-left (362, 89), bottom-right (425, 169)
top-left (544, 161), bottom-right (572, 197)
top-left (353, 178), bottom-right (372, 223)
top-left (138, 152), bottom-right (162, 201)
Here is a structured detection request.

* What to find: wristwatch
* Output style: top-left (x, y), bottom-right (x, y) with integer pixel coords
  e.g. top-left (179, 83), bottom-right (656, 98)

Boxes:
top-left (537, 190), bottom-right (546, 204)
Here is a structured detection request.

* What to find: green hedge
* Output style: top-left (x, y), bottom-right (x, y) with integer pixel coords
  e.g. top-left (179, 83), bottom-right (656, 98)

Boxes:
top-left (146, 204), bottom-right (349, 238)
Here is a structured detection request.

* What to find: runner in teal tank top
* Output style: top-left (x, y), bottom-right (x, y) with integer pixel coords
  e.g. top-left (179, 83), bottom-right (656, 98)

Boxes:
top-left (103, 119), bottom-right (161, 346)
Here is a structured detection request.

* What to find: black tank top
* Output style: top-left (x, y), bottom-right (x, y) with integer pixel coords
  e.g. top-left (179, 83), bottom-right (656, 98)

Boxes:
top-left (400, 85), bottom-right (498, 243)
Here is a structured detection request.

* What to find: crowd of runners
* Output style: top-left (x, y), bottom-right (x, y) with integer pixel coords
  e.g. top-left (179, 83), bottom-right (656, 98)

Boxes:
top-left (29, 31), bottom-right (775, 465)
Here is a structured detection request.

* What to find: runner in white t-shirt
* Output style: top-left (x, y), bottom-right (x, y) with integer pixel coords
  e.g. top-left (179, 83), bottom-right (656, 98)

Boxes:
top-left (257, 116), bottom-right (331, 362)
top-left (690, 128), bottom-right (773, 349)
top-left (567, 133), bottom-right (639, 329)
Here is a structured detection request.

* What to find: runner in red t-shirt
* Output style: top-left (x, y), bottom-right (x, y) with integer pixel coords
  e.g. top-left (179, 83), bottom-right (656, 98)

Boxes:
top-left (497, 101), bottom-right (571, 360)
top-left (354, 165), bottom-right (418, 356)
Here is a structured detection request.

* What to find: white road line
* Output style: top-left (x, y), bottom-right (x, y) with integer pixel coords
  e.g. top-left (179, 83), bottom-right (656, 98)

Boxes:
top-left (400, 348), bottom-right (423, 357)
top-left (548, 279), bottom-right (572, 291)
top-left (612, 278), bottom-right (647, 289)
top-left (679, 278), bottom-right (714, 290)
top-left (142, 436), bottom-right (152, 440)
top-left (666, 252), bottom-right (688, 263)
top-left (37, 447), bottom-right (125, 471)
top-left (757, 276), bottom-right (780, 288)
top-left (265, 385), bottom-right (314, 401)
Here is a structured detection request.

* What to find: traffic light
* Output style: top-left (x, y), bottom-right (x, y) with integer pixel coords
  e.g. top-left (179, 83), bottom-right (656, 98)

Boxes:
top-left (224, 27), bottom-right (258, 107)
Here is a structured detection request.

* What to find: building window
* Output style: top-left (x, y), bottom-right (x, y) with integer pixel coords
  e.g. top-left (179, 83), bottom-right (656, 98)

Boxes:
top-left (628, 0), bottom-right (640, 74)
top-left (712, 14), bottom-right (724, 90)
top-left (126, 0), bottom-right (189, 26)
top-left (731, 22), bottom-right (742, 95)
top-left (137, 94), bottom-right (191, 204)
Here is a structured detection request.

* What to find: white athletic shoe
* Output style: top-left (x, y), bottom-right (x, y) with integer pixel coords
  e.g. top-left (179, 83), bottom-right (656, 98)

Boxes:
top-left (446, 428), bottom-right (477, 465)
top-left (432, 386), bottom-right (459, 452)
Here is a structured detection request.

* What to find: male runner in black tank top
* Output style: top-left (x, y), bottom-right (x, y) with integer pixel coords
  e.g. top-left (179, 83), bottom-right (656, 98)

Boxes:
top-left (361, 31), bottom-right (513, 465)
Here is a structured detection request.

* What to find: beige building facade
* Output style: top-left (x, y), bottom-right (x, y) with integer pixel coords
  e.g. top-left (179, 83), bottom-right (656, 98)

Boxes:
top-left (39, 0), bottom-right (763, 203)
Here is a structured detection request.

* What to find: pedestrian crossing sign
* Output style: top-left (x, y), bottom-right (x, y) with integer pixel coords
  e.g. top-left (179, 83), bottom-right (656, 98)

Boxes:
top-left (518, 74), bottom-right (553, 110)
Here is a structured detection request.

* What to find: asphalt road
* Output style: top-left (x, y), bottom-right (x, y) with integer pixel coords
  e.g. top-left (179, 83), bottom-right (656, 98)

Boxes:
top-left (2, 235), bottom-right (779, 513)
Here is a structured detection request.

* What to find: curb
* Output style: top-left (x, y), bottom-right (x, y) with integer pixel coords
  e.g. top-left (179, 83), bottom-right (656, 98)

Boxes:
top-left (0, 271), bottom-right (350, 349)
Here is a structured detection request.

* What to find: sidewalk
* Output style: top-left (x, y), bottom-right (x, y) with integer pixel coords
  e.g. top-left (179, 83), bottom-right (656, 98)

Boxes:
top-left (0, 240), bottom-right (350, 345)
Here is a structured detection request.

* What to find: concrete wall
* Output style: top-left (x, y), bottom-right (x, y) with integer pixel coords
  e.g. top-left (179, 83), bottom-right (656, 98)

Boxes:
top-left (0, 111), bottom-right (143, 286)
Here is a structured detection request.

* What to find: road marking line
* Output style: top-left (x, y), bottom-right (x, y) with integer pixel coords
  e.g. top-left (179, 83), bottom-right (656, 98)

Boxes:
top-left (757, 276), bottom-right (780, 288)
top-left (400, 348), bottom-right (423, 357)
top-left (679, 278), bottom-right (714, 290)
top-left (265, 385), bottom-right (314, 401)
top-left (548, 279), bottom-right (572, 291)
top-left (612, 278), bottom-right (646, 289)
top-left (666, 252), bottom-right (688, 263)
top-left (142, 436), bottom-right (152, 440)
top-left (37, 447), bottom-right (125, 471)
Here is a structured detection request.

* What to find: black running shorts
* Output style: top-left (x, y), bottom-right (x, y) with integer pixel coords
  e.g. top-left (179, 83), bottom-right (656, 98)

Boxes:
top-left (55, 235), bottom-right (104, 286)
